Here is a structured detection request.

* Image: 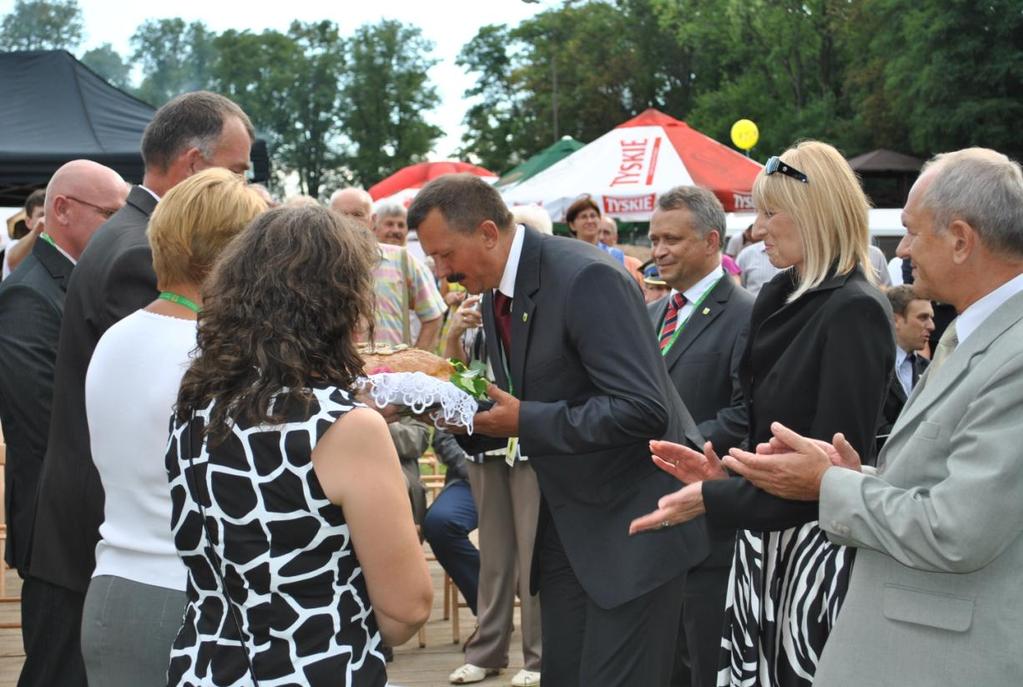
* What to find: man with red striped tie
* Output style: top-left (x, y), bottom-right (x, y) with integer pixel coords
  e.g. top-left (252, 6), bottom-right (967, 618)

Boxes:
top-left (647, 185), bottom-right (753, 687)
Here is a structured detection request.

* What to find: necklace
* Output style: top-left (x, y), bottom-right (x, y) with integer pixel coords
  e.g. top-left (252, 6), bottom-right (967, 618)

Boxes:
top-left (159, 291), bottom-right (201, 314)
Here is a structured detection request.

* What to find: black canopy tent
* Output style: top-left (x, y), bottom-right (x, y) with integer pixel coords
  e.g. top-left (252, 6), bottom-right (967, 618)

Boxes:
top-left (0, 50), bottom-right (269, 206)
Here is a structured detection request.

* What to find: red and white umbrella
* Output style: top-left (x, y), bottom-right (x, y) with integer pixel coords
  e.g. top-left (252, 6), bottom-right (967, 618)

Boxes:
top-left (368, 160), bottom-right (497, 208)
top-left (502, 109), bottom-right (762, 221)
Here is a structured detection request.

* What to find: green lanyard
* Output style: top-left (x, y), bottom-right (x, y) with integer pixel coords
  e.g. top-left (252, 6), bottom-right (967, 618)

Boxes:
top-left (659, 276), bottom-right (723, 356)
top-left (159, 291), bottom-right (201, 314)
top-left (39, 232), bottom-right (57, 249)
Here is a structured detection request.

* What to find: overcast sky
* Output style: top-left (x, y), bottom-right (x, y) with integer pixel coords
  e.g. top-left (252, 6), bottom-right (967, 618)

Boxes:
top-left (0, 0), bottom-right (550, 156)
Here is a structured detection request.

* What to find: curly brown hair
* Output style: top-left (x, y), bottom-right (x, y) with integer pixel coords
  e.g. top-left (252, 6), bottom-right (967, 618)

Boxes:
top-left (175, 205), bottom-right (378, 442)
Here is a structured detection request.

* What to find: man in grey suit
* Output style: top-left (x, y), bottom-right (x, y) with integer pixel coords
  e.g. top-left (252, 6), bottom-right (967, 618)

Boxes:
top-left (0, 160), bottom-right (127, 687)
top-left (647, 186), bottom-right (752, 687)
top-left (412, 174), bottom-right (709, 687)
top-left (724, 147), bottom-right (1023, 685)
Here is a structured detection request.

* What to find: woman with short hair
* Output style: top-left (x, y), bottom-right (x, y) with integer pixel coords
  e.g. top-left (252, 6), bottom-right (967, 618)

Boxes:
top-left (632, 141), bottom-right (894, 687)
top-left (565, 195), bottom-right (626, 264)
top-left (81, 168), bottom-right (266, 686)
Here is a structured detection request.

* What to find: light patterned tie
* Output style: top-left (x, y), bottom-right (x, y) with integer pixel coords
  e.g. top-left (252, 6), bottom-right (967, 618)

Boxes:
top-left (928, 318), bottom-right (959, 374)
top-left (659, 292), bottom-right (688, 351)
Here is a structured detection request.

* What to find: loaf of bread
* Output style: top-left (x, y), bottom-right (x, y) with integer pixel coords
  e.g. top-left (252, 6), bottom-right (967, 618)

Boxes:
top-left (361, 345), bottom-right (454, 380)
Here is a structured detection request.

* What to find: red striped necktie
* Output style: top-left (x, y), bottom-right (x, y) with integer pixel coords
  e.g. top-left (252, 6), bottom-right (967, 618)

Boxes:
top-left (659, 292), bottom-right (688, 351)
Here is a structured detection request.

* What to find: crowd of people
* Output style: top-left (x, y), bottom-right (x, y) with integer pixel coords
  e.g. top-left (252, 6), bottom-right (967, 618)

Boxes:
top-left (0, 87), bottom-right (1020, 687)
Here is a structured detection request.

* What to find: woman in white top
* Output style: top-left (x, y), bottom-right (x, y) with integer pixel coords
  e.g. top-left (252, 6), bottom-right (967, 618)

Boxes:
top-left (80, 168), bottom-right (266, 687)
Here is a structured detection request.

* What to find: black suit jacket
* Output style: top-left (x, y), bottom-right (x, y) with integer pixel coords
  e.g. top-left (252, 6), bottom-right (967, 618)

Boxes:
top-left (702, 266), bottom-right (894, 532)
top-left (648, 273), bottom-right (753, 571)
top-left (468, 227), bottom-right (709, 609)
top-left (0, 240), bottom-right (74, 572)
top-left (29, 186), bottom-right (158, 591)
top-left (876, 350), bottom-right (928, 451)
top-left (647, 274), bottom-right (752, 454)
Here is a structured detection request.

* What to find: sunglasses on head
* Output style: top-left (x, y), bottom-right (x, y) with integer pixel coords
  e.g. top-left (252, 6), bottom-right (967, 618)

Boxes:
top-left (765, 156), bottom-right (809, 184)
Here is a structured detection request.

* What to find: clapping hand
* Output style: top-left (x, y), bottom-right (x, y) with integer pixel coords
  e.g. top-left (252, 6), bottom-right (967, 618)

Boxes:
top-left (649, 439), bottom-right (727, 484)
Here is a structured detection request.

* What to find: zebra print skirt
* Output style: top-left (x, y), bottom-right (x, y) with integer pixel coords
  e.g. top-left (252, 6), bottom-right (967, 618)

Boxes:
top-left (717, 522), bottom-right (853, 687)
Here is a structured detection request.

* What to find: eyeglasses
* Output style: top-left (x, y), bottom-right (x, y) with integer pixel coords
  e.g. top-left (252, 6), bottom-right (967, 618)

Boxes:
top-left (64, 194), bottom-right (120, 219)
top-left (765, 156), bottom-right (809, 184)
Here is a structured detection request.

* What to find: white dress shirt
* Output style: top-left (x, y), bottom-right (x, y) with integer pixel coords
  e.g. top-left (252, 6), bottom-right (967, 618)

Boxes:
top-left (955, 272), bottom-right (1023, 348)
top-left (496, 223), bottom-right (526, 300)
top-left (894, 346), bottom-right (915, 396)
top-left (664, 265), bottom-right (725, 333)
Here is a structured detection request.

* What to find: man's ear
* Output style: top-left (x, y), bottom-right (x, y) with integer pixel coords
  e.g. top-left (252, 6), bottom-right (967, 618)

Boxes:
top-left (183, 146), bottom-right (205, 175)
top-left (478, 219), bottom-right (501, 247)
top-left (948, 219), bottom-right (976, 265)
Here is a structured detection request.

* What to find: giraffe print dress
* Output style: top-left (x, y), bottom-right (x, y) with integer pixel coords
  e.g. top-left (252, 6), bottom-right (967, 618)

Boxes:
top-left (165, 386), bottom-right (387, 686)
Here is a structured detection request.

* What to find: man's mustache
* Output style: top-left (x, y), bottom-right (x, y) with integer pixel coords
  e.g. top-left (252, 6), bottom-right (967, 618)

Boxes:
top-left (446, 273), bottom-right (466, 283)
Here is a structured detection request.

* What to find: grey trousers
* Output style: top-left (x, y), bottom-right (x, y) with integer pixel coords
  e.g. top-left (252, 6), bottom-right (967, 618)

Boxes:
top-left (81, 575), bottom-right (188, 687)
top-left (464, 458), bottom-right (542, 671)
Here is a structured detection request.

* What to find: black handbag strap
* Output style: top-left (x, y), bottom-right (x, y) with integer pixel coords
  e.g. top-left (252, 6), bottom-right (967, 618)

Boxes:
top-left (184, 412), bottom-right (261, 687)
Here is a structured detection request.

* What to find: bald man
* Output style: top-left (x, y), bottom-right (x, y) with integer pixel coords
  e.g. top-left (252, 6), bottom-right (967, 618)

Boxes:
top-left (330, 187), bottom-right (374, 228)
top-left (0, 160), bottom-right (126, 687)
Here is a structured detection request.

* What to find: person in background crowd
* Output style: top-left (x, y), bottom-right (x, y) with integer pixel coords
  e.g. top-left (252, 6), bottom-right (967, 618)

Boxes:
top-left (565, 195), bottom-right (626, 265)
top-left (735, 210), bottom-right (782, 295)
top-left (28, 91), bottom-right (254, 687)
top-left (372, 202), bottom-right (410, 246)
top-left (724, 222), bottom-right (754, 258)
top-left (0, 160), bottom-right (127, 687)
top-left (723, 146), bottom-right (1023, 687)
top-left (599, 215), bottom-right (643, 285)
top-left (646, 185), bottom-right (753, 687)
top-left (876, 285), bottom-right (934, 451)
top-left (80, 169), bottom-right (265, 687)
top-left (248, 182), bottom-right (278, 208)
top-left (642, 261), bottom-right (670, 303)
top-left (868, 244), bottom-right (893, 287)
top-left (632, 141), bottom-right (893, 687)
top-left (167, 205), bottom-right (432, 686)
top-left (2, 189), bottom-right (46, 279)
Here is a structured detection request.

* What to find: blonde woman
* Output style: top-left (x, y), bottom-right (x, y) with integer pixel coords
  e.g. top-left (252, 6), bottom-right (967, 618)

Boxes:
top-left (631, 141), bottom-right (894, 686)
top-left (81, 169), bottom-right (266, 686)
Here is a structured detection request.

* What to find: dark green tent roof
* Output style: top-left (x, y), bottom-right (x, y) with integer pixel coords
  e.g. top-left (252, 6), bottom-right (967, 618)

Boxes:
top-left (496, 136), bottom-right (583, 188)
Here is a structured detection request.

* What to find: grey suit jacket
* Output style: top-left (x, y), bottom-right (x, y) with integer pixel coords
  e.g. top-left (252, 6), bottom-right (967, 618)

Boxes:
top-left (815, 288), bottom-right (1023, 685)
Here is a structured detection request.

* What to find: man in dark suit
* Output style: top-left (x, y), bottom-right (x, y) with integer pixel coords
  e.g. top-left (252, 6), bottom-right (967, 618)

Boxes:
top-left (27, 92), bottom-right (253, 686)
top-left (877, 285), bottom-right (934, 450)
top-left (0, 160), bottom-right (128, 687)
top-left (647, 186), bottom-right (753, 687)
top-left (411, 175), bottom-right (709, 687)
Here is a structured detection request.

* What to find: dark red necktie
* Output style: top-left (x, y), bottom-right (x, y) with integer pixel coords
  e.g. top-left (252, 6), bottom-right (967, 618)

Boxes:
top-left (493, 291), bottom-right (513, 354)
top-left (659, 292), bottom-right (688, 351)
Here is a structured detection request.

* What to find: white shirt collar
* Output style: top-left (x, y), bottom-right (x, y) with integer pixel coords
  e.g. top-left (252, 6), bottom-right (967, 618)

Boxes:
top-left (496, 224), bottom-right (526, 299)
top-left (668, 264), bottom-right (725, 304)
top-left (956, 272), bottom-right (1023, 346)
top-left (895, 346), bottom-right (911, 368)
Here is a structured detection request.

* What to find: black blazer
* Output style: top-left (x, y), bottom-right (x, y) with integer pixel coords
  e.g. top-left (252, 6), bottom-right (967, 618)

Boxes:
top-left (702, 266), bottom-right (894, 532)
top-left (468, 227), bottom-right (709, 609)
top-left (647, 273), bottom-right (752, 454)
top-left (29, 186), bottom-right (158, 591)
top-left (0, 240), bottom-right (74, 572)
top-left (648, 273), bottom-right (753, 570)
top-left (876, 351), bottom-right (928, 451)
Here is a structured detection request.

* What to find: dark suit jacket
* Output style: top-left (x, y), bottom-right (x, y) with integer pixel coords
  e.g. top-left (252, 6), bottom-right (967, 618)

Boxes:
top-left (29, 186), bottom-right (158, 592)
top-left (702, 266), bottom-right (895, 532)
top-left (648, 273), bottom-right (753, 571)
top-left (0, 240), bottom-right (74, 572)
top-left (876, 351), bottom-right (928, 452)
top-left (647, 273), bottom-right (752, 454)
top-left (468, 227), bottom-right (709, 609)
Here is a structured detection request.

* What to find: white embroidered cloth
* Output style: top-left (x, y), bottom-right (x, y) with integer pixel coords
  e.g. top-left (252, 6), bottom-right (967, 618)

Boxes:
top-left (360, 372), bottom-right (479, 433)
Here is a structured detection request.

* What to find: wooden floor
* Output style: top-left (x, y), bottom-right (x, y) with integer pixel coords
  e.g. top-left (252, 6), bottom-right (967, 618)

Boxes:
top-left (0, 562), bottom-right (527, 687)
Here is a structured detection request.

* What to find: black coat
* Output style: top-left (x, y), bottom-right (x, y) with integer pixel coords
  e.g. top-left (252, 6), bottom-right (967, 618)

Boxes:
top-left (876, 351), bottom-right (929, 452)
top-left (0, 239), bottom-right (74, 572)
top-left (702, 266), bottom-right (894, 532)
top-left (29, 186), bottom-right (158, 591)
top-left (463, 227), bottom-right (710, 609)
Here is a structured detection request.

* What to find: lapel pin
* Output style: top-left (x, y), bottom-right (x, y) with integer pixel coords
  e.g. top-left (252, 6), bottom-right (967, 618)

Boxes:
top-left (522, 313), bottom-right (528, 322)
top-left (702, 307), bottom-right (711, 315)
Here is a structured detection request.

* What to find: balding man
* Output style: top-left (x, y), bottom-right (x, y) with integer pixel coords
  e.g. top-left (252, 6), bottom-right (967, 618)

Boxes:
top-left (27, 91), bottom-right (253, 687)
top-left (331, 187), bottom-right (445, 350)
top-left (0, 160), bottom-right (127, 687)
top-left (725, 148), bottom-right (1023, 685)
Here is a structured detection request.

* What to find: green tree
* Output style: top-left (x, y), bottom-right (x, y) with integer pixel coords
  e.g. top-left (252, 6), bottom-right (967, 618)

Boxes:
top-left (131, 18), bottom-right (216, 106)
top-left (80, 43), bottom-right (131, 89)
top-left (340, 20), bottom-right (443, 187)
top-left (0, 0), bottom-right (82, 50)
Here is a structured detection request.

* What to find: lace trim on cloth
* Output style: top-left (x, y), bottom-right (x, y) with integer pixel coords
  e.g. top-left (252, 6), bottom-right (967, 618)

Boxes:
top-left (360, 372), bottom-right (479, 433)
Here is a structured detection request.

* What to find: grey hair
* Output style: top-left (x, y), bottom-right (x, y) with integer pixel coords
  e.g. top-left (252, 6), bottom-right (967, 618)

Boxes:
top-left (374, 201), bottom-right (407, 219)
top-left (921, 148), bottom-right (1023, 258)
top-left (511, 204), bottom-right (553, 235)
top-left (656, 185), bottom-right (726, 238)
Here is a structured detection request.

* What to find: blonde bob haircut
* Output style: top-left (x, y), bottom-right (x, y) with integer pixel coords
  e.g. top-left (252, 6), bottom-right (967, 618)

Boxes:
top-left (148, 168), bottom-right (267, 289)
top-left (752, 140), bottom-right (872, 302)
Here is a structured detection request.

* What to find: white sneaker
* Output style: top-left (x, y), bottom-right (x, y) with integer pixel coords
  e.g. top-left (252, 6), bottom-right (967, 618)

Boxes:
top-left (449, 663), bottom-right (501, 684)
top-left (510, 669), bottom-right (541, 686)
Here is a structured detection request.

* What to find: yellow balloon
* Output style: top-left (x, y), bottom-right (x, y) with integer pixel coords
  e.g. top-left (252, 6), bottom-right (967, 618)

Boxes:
top-left (730, 119), bottom-right (759, 151)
